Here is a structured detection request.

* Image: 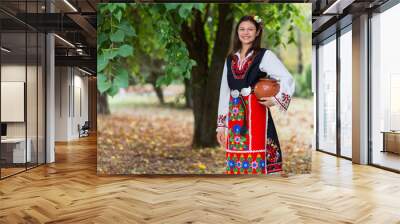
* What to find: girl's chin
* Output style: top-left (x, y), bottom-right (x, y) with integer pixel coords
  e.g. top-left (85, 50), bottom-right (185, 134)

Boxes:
top-left (240, 40), bottom-right (253, 44)
top-left (240, 39), bottom-right (254, 44)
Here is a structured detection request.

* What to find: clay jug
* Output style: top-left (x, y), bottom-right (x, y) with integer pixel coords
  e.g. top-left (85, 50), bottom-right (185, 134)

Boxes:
top-left (254, 78), bottom-right (280, 99)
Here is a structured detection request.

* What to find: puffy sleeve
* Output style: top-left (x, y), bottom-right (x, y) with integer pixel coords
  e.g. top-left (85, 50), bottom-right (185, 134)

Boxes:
top-left (216, 59), bottom-right (230, 132)
top-left (259, 50), bottom-right (295, 111)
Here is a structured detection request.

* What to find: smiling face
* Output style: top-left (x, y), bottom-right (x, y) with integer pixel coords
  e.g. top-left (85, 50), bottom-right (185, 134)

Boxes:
top-left (231, 16), bottom-right (263, 57)
top-left (237, 21), bottom-right (259, 46)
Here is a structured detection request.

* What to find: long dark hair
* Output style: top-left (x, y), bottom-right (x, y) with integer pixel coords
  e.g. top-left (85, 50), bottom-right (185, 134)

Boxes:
top-left (229, 15), bottom-right (263, 59)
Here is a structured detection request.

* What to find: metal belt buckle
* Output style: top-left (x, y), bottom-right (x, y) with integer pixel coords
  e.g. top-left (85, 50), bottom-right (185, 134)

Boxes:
top-left (240, 87), bottom-right (251, 96)
top-left (231, 89), bottom-right (240, 98)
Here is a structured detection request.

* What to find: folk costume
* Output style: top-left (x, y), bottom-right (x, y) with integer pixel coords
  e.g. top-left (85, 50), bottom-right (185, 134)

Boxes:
top-left (217, 48), bottom-right (295, 175)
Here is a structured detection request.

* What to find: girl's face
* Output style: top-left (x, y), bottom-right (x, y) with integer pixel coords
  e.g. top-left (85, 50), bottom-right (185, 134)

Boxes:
top-left (237, 21), bottom-right (259, 46)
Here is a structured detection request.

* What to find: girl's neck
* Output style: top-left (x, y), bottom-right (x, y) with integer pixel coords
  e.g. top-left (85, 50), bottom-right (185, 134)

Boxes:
top-left (240, 44), bottom-right (252, 56)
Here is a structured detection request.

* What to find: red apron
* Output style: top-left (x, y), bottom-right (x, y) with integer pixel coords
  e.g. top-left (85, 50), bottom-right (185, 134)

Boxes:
top-left (225, 92), bottom-right (282, 174)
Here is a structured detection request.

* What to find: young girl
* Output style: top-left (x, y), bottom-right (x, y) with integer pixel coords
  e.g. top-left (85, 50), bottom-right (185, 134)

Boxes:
top-left (216, 15), bottom-right (295, 175)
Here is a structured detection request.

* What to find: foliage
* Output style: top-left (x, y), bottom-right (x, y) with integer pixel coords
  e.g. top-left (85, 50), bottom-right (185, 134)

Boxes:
top-left (97, 3), bottom-right (311, 96)
top-left (294, 64), bottom-right (312, 98)
top-left (97, 3), bottom-right (136, 96)
top-left (97, 3), bottom-right (200, 96)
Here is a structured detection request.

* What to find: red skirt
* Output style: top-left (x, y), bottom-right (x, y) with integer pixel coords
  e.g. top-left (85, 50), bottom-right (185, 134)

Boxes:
top-left (225, 92), bottom-right (282, 174)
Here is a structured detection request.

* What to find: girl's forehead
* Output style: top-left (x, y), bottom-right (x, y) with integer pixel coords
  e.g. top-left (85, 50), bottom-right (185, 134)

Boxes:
top-left (238, 21), bottom-right (256, 28)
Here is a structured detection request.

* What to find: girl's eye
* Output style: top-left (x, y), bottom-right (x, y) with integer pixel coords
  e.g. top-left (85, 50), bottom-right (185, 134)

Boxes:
top-left (239, 28), bottom-right (255, 31)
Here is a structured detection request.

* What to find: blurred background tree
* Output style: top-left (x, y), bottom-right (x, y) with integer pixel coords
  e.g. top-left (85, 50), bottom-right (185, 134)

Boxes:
top-left (97, 3), bottom-right (312, 147)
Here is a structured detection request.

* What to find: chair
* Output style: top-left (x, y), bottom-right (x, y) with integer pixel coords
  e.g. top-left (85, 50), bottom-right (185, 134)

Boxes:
top-left (78, 121), bottom-right (90, 138)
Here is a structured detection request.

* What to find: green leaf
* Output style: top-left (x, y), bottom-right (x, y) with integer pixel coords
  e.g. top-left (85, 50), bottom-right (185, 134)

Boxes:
top-left (97, 54), bottom-right (108, 72)
top-left (110, 30), bottom-right (125, 42)
top-left (192, 3), bottom-right (205, 12)
top-left (156, 75), bottom-right (172, 87)
top-left (119, 21), bottom-right (136, 37)
top-left (103, 49), bottom-right (119, 60)
top-left (108, 4), bottom-right (117, 13)
top-left (118, 44), bottom-right (134, 57)
top-left (165, 3), bottom-right (179, 11)
top-left (115, 3), bottom-right (127, 10)
top-left (115, 68), bottom-right (130, 88)
top-left (190, 59), bottom-right (197, 67)
top-left (98, 4), bottom-right (109, 14)
top-left (108, 82), bottom-right (120, 96)
top-left (178, 4), bottom-right (193, 19)
top-left (97, 33), bottom-right (108, 47)
top-left (115, 10), bottom-right (123, 22)
top-left (97, 73), bottom-right (111, 93)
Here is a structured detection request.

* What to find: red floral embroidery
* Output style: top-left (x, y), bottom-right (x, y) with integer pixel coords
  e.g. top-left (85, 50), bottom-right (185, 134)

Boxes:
top-left (266, 138), bottom-right (282, 173)
top-left (217, 114), bottom-right (227, 127)
top-left (225, 152), bottom-right (266, 174)
top-left (231, 55), bottom-right (254, 79)
top-left (266, 139), bottom-right (280, 163)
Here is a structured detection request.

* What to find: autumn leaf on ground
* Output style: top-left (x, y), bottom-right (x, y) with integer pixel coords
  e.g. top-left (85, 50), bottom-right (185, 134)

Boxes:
top-left (98, 86), bottom-right (313, 175)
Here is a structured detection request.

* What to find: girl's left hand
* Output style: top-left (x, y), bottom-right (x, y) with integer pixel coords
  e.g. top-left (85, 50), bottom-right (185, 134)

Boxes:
top-left (258, 97), bottom-right (275, 107)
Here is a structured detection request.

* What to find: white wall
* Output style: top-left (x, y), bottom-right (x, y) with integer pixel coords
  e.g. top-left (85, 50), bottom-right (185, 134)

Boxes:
top-left (1, 65), bottom-right (28, 138)
top-left (55, 66), bottom-right (69, 141)
top-left (54, 67), bottom-right (89, 141)
top-left (1, 64), bottom-right (36, 137)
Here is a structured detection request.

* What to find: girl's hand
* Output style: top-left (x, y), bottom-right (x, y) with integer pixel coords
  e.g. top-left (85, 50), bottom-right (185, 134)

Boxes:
top-left (258, 97), bottom-right (275, 107)
top-left (216, 130), bottom-right (226, 148)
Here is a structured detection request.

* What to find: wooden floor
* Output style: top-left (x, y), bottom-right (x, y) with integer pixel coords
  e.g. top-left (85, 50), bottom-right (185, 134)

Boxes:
top-left (0, 167), bottom-right (26, 178)
top-left (0, 135), bottom-right (400, 223)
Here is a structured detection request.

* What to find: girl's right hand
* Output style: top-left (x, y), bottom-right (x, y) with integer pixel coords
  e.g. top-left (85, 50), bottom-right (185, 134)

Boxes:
top-left (216, 130), bottom-right (226, 148)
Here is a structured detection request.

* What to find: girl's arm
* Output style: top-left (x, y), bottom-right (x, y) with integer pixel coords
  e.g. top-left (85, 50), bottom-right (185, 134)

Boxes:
top-left (259, 50), bottom-right (295, 111)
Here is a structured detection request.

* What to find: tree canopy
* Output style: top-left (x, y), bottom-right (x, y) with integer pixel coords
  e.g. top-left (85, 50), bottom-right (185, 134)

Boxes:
top-left (97, 3), bottom-right (311, 96)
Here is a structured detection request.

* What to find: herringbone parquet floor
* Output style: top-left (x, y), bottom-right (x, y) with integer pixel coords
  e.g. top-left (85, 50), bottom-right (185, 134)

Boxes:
top-left (1, 135), bottom-right (400, 224)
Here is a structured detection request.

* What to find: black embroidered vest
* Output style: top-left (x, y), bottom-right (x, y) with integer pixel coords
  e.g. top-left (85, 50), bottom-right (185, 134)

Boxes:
top-left (226, 48), bottom-right (268, 90)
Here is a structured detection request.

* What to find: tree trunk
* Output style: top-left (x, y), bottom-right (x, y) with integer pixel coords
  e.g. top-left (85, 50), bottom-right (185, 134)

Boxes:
top-left (199, 5), bottom-right (234, 147)
top-left (181, 5), bottom-right (234, 148)
top-left (140, 55), bottom-right (165, 105)
top-left (148, 71), bottom-right (165, 105)
top-left (184, 78), bottom-right (193, 108)
top-left (97, 91), bottom-right (110, 115)
top-left (181, 8), bottom-right (209, 148)
top-left (151, 82), bottom-right (165, 105)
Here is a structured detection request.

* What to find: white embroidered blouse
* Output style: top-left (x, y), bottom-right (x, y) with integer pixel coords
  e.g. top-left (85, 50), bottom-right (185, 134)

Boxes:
top-left (216, 50), bottom-right (295, 132)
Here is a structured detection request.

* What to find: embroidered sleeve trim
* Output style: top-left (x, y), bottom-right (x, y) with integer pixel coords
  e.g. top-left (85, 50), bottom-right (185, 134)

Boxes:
top-left (273, 92), bottom-right (291, 111)
top-left (217, 114), bottom-right (227, 127)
